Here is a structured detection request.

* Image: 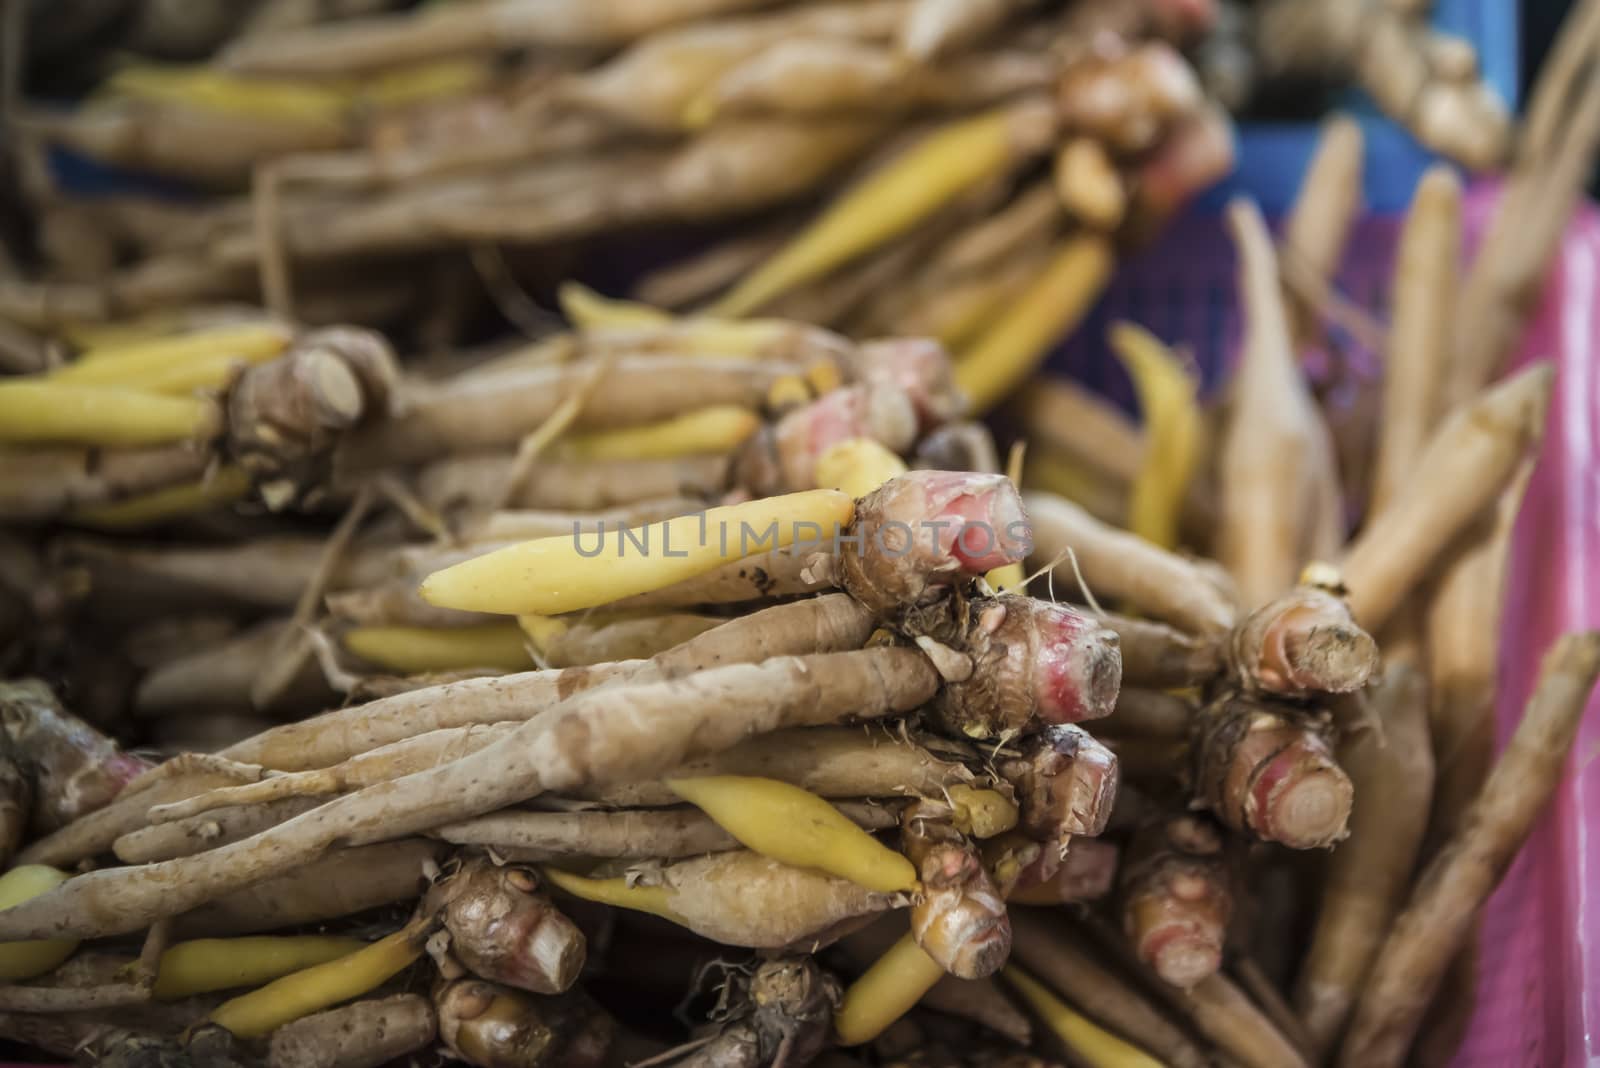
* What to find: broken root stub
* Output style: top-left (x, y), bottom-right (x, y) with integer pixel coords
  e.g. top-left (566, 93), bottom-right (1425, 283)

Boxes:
top-left (224, 326), bottom-right (399, 508)
top-left (1227, 586), bottom-right (1379, 698)
top-left (928, 596), bottom-right (1122, 738)
top-left (998, 724), bottom-right (1121, 841)
top-left (1120, 814), bottom-right (1231, 988)
top-left (684, 957), bottom-right (841, 1068)
top-left (1192, 695), bottom-right (1352, 849)
top-left (435, 978), bottom-right (615, 1068)
top-left (425, 857), bottom-right (585, 996)
top-left (839, 471), bottom-right (1029, 618)
top-left (903, 803), bottom-right (1012, 980)
top-left (0, 679), bottom-right (150, 834)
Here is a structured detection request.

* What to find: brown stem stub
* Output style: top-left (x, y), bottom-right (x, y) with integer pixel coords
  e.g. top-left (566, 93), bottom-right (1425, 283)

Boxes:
top-left (903, 803), bottom-right (1012, 979)
top-left (1120, 814), bottom-right (1231, 988)
top-left (998, 724), bottom-right (1120, 841)
top-left (425, 856), bottom-right (586, 995)
top-left (1228, 586), bottom-right (1379, 697)
top-left (929, 596), bottom-right (1122, 739)
top-left (1192, 695), bottom-right (1352, 849)
top-left (224, 325), bottom-right (399, 508)
top-left (435, 978), bottom-right (615, 1068)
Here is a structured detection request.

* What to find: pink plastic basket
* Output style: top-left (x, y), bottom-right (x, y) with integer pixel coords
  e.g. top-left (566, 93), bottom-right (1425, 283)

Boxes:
top-left (1052, 180), bottom-right (1600, 1065)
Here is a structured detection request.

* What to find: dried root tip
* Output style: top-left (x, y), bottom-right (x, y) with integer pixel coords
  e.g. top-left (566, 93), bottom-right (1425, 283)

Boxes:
top-left (999, 725), bottom-right (1120, 841)
top-left (1228, 586), bottom-right (1379, 697)
top-left (684, 958), bottom-right (842, 1068)
top-left (1120, 815), bottom-right (1231, 988)
top-left (0, 679), bottom-right (150, 833)
top-left (435, 979), bottom-right (614, 1068)
top-left (224, 326), bottom-right (398, 507)
top-left (931, 596), bottom-right (1122, 738)
top-left (1192, 696), bottom-right (1352, 849)
top-left (1009, 838), bottom-right (1120, 906)
top-left (839, 471), bottom-right (1028, 617)
top-left (903, 807), bottom-right (1012, 979)
top-left (425, 857), bottom-right (585, 995)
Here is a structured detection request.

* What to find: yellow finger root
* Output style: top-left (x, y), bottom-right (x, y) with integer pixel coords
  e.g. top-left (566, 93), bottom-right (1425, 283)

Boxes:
top-left (955, 237), bottom-right (1115, 414)
top-left (342, 624), bottom-right (534, 675)
top-left (154, 936), bottom-right (363, 1000)
top-left (1004, 966), bottom-right (1165, 1068)
top-left (559, 406), bottom-right (761, 461)
top-left (57, 322), bottom-right (292, 385)
top-left (540, 868), bottom-right (682, 926)
top-left (207, 922), bottom-right (428, 1038)
top-left (558, 282), bottom-right (673, 331)
top-left (0, 383), bottom-right (219, 446)
top-left (708, 101), bottom-right (1055, 318)
top-left (815, 438), bottom-right (909, 499)
top-left (668, 774), bottom-right (917, 892)
top-left (1110, 322), bottom-right (1203, 550)
top-left (420, 488), bottom-right (854, 616)
top-left (68, 467), bottom-right (252, 530)
top-left (834, 932), bottom-right (947, 1046)
top-left (0, 866), bottom-right (77, 982)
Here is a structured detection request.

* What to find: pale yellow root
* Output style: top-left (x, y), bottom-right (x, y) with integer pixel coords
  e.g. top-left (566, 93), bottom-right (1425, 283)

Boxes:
top-left (527, 611), bottom-right (722, 668)
top-left (1054, 138), bottom-right (1128, 231)
top-left (53, 321), bottom-right (291, 385)
top-left (558, 281), bottom-right (671, 330)
top-left (1110, 322), bottom-right (1202, 550)
top-left (706, 97), bottom-right (1059, 317)
top-left (1181, 973), bottom-right (1311, 1068)
top-left (342, 623), bottom-right (532, 674)
top-left (0, 867), bottom-right (76, 981)
top-left (1004, 966), bottom-right (1165, 1068)
top-left (1281, 115), bottom-right (1364, 347)
top-left (668, 774), bottom-right (918, 892)
top-left (1218, 199), bottom-right (1343, 607)
top-left (208, 920), bottom-right (429, 1038)
top-left (1371, 166), bottom-right (1461, 516)
top-left (154, 936), bottom-right (363, 1000)
top-left (556, 405), bottom-right (761, 460)
top-left (834, 932), bottom-right (947, 1045)
top-left (420, 488), bottom-right (854, 615)
top-left (67, 466), bottom-right (252, 529)
top-left (1024, 490), bottom-right (1237, 637)
top-left (815, 438), bottom-right (908, 498)
top-left (1342, 363), bottom-right (1552, 633)
top-left (955, 236), bottom-right (1116, 414)
top-left (0, 382), bottom-right (219, 446)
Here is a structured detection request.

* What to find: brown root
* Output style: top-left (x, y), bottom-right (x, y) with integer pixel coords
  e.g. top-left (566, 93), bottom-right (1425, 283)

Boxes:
top-left (435, 979), bottom-right (615, 1068)
top-left (1226, 585), bottom-right (1379, 698)
top-left (426, 857), bottom-right (585, 995)
top-left (1191, 695), bottom-right (1352, 849)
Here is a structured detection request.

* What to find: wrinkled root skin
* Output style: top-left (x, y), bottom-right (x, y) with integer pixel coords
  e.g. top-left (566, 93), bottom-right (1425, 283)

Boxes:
top-left (839, 472), bottom-right (1028, 618)
top-left (999, 725), bottom-right (1120, 841)
top-left (904, 805), bottom-right (1011, 979)
top-left (1227, 586), bottom-right (1379, 698)
top-left (1120, 815), bottom-right (1231, 988)
top-left (929, 596), bottom-right (1122, 738)
top-left (1192, 695), bottom-right (1352, 849)
top-left (425, 857), bottom-right (585, 995)
top-left (436, 979), bottom-right (614, 1068)
top-left (0, 679), bottom-right (150, 833)
top-left (677, 958), bottom-right (841, 1068)
top-left (224, 326), bottom-right (398, 509)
